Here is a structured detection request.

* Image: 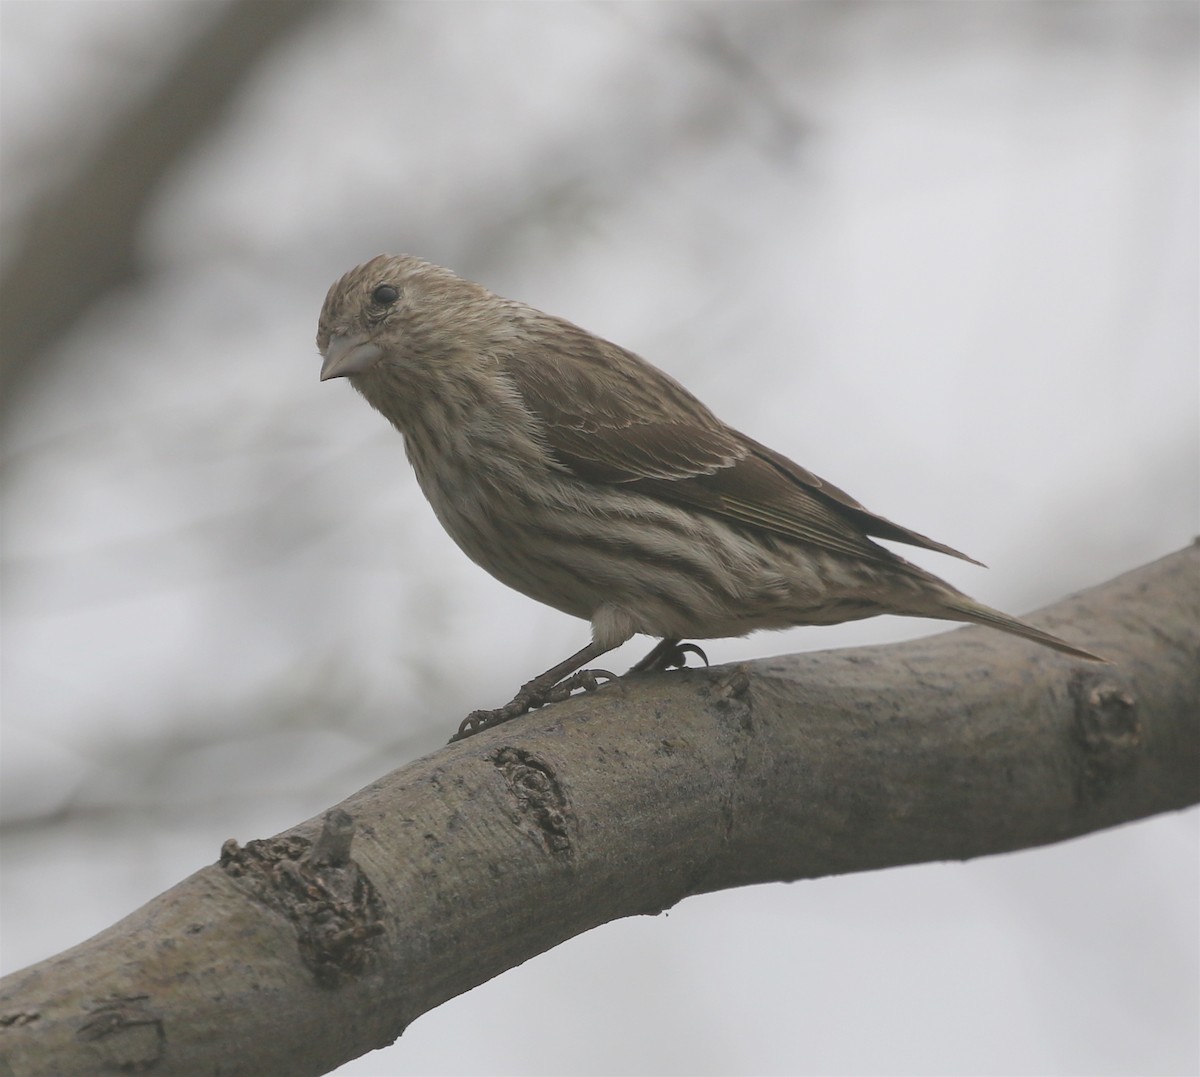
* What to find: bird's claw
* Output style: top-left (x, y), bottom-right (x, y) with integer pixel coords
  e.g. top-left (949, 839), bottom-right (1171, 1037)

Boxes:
top-left (448, 668), bottom-right (617, 743)
top-left (627, 639), bottom-right (709, 674)
top-left (664, 642), bottom-right (708, 670)
top-left (539, 667), bottom-right (616, 705)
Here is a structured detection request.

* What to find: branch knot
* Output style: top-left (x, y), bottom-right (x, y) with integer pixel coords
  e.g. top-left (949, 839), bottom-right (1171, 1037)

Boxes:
top-left (220, 810), bottom-right (385, 987)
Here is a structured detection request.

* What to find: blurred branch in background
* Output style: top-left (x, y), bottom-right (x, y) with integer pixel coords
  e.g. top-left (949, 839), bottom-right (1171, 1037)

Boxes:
top-left (0, 0), bottom-right (327, 419)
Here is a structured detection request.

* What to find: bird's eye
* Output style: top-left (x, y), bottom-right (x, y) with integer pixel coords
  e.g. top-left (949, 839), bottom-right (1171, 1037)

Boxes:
top-left (371, 284), bottom-right (399, 306)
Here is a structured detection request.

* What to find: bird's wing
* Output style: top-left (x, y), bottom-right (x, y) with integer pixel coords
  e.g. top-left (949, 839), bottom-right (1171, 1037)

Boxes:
top-left (506, 318), bottom-right (980, 566)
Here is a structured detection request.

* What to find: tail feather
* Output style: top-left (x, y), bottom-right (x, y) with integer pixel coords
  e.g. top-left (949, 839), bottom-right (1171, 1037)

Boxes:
top-left (944, 599), bottom-right (1106, 662)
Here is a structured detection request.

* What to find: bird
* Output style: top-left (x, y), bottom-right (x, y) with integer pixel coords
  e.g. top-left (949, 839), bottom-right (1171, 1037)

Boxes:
top-left (317, 254), bottom-right (1102, 741)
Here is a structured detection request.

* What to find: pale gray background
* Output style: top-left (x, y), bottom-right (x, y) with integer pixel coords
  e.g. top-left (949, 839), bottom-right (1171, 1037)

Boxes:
top-left (1, 3), bottom-right (1197, 1075)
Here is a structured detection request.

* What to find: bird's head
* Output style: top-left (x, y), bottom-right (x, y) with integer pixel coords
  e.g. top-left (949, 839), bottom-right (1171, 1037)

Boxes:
top-left (316, 254), bottom-right (495, 383)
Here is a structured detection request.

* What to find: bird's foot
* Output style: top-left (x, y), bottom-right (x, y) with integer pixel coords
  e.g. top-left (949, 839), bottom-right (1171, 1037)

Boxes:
top-left (449, 668), bottom-right (617, 743)
top-left (627, 638), bottom-right (709, 674)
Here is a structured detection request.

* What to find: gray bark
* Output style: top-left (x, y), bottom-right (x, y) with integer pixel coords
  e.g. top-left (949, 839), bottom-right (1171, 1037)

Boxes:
top-left (1, 544), bottom-right (1196, 1077)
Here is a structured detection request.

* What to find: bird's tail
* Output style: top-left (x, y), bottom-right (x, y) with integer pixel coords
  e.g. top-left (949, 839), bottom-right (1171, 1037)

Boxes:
top-left (940, 596), bottom-right (1105, 662)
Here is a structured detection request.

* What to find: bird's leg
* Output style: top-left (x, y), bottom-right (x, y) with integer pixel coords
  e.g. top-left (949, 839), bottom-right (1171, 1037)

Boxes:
top-left (450, 640), bottom-right (616, 742)
top-left (626, 638), bottom-right (709, 674)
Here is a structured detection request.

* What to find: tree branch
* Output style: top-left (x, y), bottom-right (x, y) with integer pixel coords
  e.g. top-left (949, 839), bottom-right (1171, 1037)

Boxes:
top-left (2, 545), bottom-right (1196, 1077)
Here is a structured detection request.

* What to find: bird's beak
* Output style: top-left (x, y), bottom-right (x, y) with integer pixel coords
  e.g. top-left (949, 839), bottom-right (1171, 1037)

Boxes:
top-left (320, 333), bottom-right (383, 381)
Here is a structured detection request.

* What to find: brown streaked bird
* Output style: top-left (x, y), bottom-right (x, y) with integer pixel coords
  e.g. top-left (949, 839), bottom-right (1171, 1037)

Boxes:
top-left (317, 254), bottom-right (1102, 741)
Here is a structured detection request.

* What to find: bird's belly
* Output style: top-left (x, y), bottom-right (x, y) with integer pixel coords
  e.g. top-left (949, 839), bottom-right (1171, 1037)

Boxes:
top-left (411, 447), bottom-right (888, 642)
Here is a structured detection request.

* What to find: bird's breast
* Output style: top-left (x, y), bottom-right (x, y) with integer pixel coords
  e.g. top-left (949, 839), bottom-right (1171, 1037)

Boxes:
top-left (399, 403), bottom-right (598, 615)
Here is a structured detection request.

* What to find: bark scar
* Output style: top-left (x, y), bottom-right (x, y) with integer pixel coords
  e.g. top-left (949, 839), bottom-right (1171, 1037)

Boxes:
top-left (219, 809), bottom-right (385, 987)
top-left (711, 665), bottom-right (754, 847)
top-left (492, 747), bottom-right (573, 860)
top-left (0, 1011), bottom-right (40, 1027)
top-left (1069, 669), bottom-right (1140, 802)
top-left (76, 994), bottom-right (163, 1072)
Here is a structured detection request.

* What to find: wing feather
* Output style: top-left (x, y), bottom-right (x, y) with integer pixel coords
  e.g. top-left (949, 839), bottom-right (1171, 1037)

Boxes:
top-left (503, 315), bottom-right (980, 566)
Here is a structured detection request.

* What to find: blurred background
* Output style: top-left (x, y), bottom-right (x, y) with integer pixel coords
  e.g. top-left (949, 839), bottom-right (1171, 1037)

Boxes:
top-left (1, 2), bottom-right (1196, 1074)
